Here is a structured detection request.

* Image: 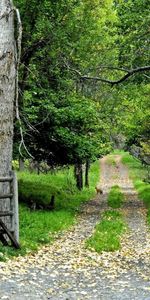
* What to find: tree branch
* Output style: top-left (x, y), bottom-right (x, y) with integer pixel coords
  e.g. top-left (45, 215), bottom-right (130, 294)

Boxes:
top-left (81, 66), bottom-right (150, 85)
top-left (65, 62), bottom-right (150, 85)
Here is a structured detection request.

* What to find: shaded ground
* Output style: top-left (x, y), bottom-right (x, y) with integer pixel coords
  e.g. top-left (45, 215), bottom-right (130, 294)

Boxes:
top-left (0, 155), bottom-right (150, 300)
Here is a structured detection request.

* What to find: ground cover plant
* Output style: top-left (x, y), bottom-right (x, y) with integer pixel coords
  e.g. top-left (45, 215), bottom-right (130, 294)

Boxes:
top-left (107, 185), bottom-right (124, 209)
top-left (122, 153), bottom-right (150, 225)
top-left (0, 161), bottom-right (99, 261)
top-left (86, 210), bottom-right (126, 253)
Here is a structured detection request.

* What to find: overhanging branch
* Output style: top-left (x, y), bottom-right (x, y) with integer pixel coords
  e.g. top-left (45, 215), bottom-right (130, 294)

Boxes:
top-left (65, 62), bottom-right (150, 85)
top-left (81, 66), bottom-right (150, 85)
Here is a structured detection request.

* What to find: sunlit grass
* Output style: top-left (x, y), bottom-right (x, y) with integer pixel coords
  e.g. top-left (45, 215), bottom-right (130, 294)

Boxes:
top-left (0, 161), bottom-right (100, 261)
top-left (107, 185), bottom-right (124, 208)
top-left (86, 210), bottom-right (126, 252)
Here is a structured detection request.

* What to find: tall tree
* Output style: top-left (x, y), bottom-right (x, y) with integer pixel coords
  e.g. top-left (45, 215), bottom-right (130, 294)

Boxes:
top-left (0, 0), bottom-right (16, 226)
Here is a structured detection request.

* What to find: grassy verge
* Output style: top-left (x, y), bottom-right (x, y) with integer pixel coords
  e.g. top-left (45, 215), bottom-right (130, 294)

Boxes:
top-left (107, 185), bottom-right (124, 208)
top-left (0, 161), bottom-right (100, 261)
top-left (86, 210), bottom-right (126, 253)
top-left (122, 152), bottom-right (150, 225)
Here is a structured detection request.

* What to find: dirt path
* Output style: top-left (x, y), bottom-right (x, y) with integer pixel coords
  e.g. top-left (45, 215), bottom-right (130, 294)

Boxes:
top-left (0, 155), bottom-right (150, 300)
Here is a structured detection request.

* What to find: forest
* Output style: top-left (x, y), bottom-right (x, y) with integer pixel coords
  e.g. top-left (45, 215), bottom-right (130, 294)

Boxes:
top-left (13, 0), bottom-right (149, 179)
top-left (0, 0), bottom-right (150, 298)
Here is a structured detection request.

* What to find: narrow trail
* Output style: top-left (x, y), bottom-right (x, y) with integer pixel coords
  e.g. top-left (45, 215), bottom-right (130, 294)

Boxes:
top-left (0, 155), bottom-right (150, 300)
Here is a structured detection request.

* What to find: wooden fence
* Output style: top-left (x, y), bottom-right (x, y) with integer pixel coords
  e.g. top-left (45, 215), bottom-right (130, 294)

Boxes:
top-left (0, 171), bottom-right (19, 248)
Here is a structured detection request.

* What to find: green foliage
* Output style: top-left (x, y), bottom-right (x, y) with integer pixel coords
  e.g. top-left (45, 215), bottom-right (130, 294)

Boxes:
top-left (13, 0), bottom-right (117, 164)
top-left (86, 210), bottom-right (126, 253)
top-left (0, 160), bottom-right (100, 261)
top-left (116, 0), bottom-right (150, 68)
top-left (107, 185), bottom-right (124, 208)
top-left (12, 0), bottom-right (149, 208)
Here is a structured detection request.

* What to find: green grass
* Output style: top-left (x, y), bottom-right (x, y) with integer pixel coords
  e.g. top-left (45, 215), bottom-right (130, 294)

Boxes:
top-left (0, 161), bottom-right (100, 261)
top-left (106, 155), bottom-right (116, 166)
top-left (86, 210), bottom-right (126, 253)
top-left (122, 152), bottom-right (150, 225)
top-left (18, 162), bottom-right (100, 211)
top-left (112, 149), bottom-right (126, 155)
top-left (107, 185), bottom-right (124, 208)
top-left (122, 153), bottom-right (146, 181)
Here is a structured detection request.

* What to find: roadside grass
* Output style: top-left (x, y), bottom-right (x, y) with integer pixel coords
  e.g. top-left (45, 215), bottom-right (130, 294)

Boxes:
top-left (0, 161), bottom-right (100, 261)
top-left (122, 153), bottom-right (146, 181)
top-left (122, 152), bottom-right (150, 226)
top-left (107, 185), bottom-right (124, 208)
top-left (86, 210), bottom-right (126, 253)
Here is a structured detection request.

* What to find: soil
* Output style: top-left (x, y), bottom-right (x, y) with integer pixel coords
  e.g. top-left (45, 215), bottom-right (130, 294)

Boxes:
top-left (0, 155), bottom-right (150, 300)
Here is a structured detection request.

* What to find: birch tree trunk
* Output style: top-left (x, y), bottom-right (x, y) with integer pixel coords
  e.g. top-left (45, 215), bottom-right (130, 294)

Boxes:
top-left (0, 0), bottom-right (16, 228)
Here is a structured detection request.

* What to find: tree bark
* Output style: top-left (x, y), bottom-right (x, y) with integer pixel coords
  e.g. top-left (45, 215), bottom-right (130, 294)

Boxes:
top-left (19, 157), bottom-right (24, 171)
top-left (0, 0), bottom-right (16, 228)
top-left (85, 159), bottom-right (90, 187)
top-left (74, 163), bottom-right (83, 190)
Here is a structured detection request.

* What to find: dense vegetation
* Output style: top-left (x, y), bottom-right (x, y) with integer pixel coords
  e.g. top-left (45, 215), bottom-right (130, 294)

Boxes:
top-left (2, 0), bottom-right (148, 254)
top-left (12, 0), bottom-right (149, 176)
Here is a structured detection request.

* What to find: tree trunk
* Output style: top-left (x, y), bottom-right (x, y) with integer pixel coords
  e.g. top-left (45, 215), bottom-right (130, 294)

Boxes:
top-left (74, 163), bottom-right (83, 190)
top-left (0, 0), bottom-right (16, 229)
top-left (85, 159), bottom-right (90, 187)
top-left (19, 157), bottom-right (25, 171)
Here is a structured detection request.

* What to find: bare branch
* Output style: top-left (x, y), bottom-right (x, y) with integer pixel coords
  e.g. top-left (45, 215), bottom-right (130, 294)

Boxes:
top-left (81, 66), bottom-right (150, 85)
top-left (143, 74), bottom-right (150, 79)
top-left (65, 61), bottom-right (150, 85)
top-left (64, 61), bottom-right (82, 77)
top-left (14, 7), bottom-right (22, 120)
top-left (14, 7), bottom-right (34, 159)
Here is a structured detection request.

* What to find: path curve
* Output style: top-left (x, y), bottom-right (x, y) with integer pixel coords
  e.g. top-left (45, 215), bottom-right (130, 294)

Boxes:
top-left (0, 155), bottom-right (150, 300)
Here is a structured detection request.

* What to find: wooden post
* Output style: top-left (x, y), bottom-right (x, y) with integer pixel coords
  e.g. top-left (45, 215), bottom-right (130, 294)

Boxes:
top-left (0, 173), bottom-right (20, 247)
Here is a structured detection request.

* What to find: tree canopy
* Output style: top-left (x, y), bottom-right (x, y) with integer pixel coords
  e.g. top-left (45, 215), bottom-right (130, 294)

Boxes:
top-left (13, 0), bottom-right (150, 169)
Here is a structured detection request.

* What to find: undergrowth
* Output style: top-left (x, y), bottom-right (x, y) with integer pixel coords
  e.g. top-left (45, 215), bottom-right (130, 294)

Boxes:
top-left (0, 161), bottom-right (100, 261)
top-left (107, 185), bottom-right (124, 208)
top-left (86, 210), bottom-right (126, 253)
